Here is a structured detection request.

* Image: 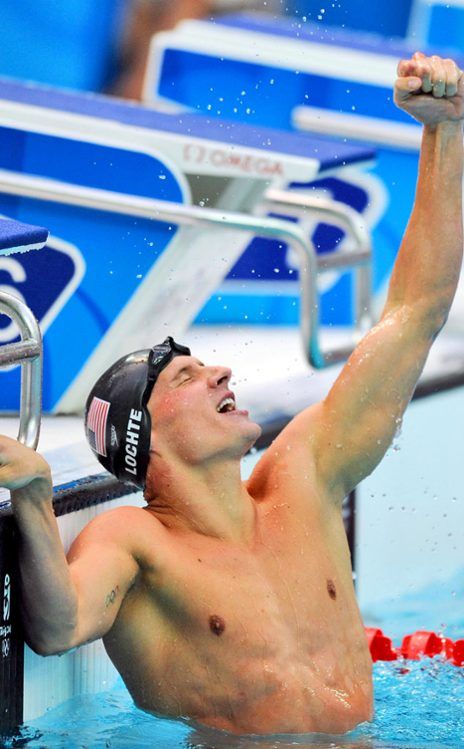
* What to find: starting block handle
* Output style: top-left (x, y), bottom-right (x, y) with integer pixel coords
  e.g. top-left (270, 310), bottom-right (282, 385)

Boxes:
top-left (0, 293), bottom-right (42, 449)
top-left (265, 188), bottom-right (374, 365)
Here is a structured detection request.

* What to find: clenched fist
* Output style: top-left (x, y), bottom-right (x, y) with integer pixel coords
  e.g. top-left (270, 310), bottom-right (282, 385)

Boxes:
top-left (395, 52), bottom-right (464, 125)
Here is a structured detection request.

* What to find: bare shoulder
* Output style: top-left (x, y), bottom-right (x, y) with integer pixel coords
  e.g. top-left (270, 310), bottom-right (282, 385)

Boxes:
top-left (67, 505), bottom-right (169, 568)
top-left (73, 505), bottom-right (151, 536)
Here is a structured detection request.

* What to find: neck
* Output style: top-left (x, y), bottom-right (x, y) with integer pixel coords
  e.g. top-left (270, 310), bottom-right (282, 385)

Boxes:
top-left (145, 457), bottom-right (256, 543)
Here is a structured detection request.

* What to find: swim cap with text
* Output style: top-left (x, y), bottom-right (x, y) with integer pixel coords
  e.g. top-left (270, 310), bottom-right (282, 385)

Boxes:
top-left (84, 337), bottom-right (191, 488)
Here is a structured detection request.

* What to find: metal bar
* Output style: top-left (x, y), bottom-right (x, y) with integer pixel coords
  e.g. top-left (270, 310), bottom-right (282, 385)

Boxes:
top-left (0, 340), bottom-right (40, 366)
top-left (292, 105), bottom-right (421, 151)
top-left (0, 293), bottom-right (42, 449)
top-left (265, 189), bottom-right (374, 345)
top-left (0, 169), bottom-right (368, 368)
top-left (265, 188), bottom-right (372, 261)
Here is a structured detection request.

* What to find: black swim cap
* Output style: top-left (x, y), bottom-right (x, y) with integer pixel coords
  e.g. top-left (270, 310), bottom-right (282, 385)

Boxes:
top-left (84, 337), bottom-right (191, 488)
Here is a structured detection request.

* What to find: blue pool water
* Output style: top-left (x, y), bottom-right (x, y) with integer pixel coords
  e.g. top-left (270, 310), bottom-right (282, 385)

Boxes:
top-left (12, 660), bottom-right (464, 748)
top-left (12, 569), bottom-right (464, 749)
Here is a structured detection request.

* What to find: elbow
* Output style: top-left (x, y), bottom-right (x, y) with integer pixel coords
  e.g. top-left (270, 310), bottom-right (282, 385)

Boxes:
top-left (23, 617), bottom-right (78, 657)
top-left (431, 318), bottom-right (447, 342)
top-left (425, 287), bottom-right (457, 336)
top-left (406, 299), bottom-right (450, 340)
top-left (28, 641), bottom-right (61, 657)
top-left (426, 307), bottom-right (449, 341)
top-left (26, 631), bottom-right (76, 657)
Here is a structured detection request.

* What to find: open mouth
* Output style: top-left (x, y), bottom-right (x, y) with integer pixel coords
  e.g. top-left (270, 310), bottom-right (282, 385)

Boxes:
top-left (216, 395), bottom-right (236, 414)
top-left (216, 392), bottom-right (249, 419)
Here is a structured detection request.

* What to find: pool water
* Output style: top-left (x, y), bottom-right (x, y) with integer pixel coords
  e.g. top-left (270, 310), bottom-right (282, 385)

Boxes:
top-left (10, 569), bottom-right (464, 749)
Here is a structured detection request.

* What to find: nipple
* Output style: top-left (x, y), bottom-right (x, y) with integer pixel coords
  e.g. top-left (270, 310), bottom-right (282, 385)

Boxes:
top-left (209, 615), bottom-right (226, 636)
top-left (327, 579), bottom-right (337, 600)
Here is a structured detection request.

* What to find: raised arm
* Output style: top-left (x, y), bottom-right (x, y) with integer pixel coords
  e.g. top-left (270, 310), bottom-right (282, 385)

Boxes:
top-left (2, 437), bottom-right (139, 654)
top-left (280, 54), bottom-right (464, 502)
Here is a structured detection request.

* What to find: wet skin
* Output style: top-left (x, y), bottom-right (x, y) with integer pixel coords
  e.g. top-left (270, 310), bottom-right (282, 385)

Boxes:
top-left (102, 476), bottom-right (372, 734)
top-left (98, 357), bottom-right (373, 735)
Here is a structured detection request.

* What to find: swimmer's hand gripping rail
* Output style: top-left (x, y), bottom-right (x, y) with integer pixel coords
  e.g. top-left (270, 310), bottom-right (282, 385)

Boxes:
top-left (0, 169), bottom-right (373, 369)
top-left (0, 293), bottom-right (42, 448)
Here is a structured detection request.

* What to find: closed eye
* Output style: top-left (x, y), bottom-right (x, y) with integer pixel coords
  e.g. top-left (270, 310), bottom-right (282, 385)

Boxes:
top-left (171, 359), bottom-right (204, 386)
top-left (174, 369), bottom-right (193, 386)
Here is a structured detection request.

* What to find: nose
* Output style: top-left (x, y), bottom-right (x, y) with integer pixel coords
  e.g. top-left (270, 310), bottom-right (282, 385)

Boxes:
top-left (206, 365), bottom-right (232, 389)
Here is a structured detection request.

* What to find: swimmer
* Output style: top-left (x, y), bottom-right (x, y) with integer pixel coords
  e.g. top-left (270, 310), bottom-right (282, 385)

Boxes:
top-left (3, 52), bottom-right (464, 736)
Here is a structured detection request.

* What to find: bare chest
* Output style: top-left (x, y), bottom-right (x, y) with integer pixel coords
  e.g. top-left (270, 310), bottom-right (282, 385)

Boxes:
top-left (105, 502), bottom-right (371, 733)
top-left (165, 530), bottom-right (348, 635)
top-left (125, 500), bottom-right (358, 655)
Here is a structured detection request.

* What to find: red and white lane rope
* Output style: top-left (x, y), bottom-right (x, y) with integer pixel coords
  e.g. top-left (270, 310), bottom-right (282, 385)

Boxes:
top-left (365, 627), bottom-right (464, 665)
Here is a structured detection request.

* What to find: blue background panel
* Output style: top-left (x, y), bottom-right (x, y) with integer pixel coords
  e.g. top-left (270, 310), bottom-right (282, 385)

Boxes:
top-left (0, 0), bottom-right (126, 91)
top-left (251, 3), bottom-right (413, 38)
top-left (427, 5), bottom-right (464, 49)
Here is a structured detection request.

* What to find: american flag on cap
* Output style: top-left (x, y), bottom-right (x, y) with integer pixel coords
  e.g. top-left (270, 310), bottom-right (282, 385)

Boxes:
top-left (87, 396), bottom-right (110, 457)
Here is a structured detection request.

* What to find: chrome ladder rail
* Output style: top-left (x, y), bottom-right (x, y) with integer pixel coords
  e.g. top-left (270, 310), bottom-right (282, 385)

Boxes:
top-left (264, 188), bottom-right (374, 346)
top-left (0, 169), bottom-right (372, 368)
top-left (0, 293), bottom-right (42, 448)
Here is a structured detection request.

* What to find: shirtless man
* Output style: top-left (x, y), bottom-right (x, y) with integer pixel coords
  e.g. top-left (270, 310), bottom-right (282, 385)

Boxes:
top-left (3, 53), bottom-right (463, 736)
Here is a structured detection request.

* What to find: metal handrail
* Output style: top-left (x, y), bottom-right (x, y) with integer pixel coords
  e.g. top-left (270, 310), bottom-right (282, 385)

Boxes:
top-left (0, 293), bottom-right (42, 448)
top-left (0, 168), bottom-right (368, 368)
top-left (292, 105), bottom-right (422, 151)
top-left (264, 188), bottom-right (373, 343)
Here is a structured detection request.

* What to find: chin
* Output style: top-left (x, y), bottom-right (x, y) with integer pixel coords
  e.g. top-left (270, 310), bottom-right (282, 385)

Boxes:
top-left (242, 420), bottom-right (262, 450)
top-left (220, 418), bottom-right (261, 460)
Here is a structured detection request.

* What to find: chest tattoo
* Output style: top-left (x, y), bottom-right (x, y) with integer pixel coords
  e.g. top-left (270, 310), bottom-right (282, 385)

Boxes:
top-left (209, 614), bottom-right (226, 636)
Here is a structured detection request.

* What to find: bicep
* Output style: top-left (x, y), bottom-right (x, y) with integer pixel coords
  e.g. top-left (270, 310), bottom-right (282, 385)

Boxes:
top-left (66, 518), bottom-right (140, 648)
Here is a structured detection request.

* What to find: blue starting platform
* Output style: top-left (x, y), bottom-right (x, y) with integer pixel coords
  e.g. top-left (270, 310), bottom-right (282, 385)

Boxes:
top-left (0, 217), bottom-right (48, 254)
